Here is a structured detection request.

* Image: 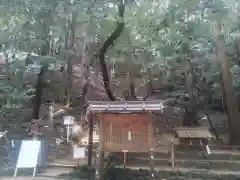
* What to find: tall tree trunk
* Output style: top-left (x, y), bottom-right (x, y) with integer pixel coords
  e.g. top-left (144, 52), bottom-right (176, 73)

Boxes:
top-left (128, 71), bottom-right (137, 100)
top-left (29, 33), bottom-right (49, 137)
top-left (98, 0), bottom-right (125, 101)
top-left (64, 1), bottom-right (73, 106)
top-left (203, 107), bottom-right (220, 140)
top-left (64, 0), bottom-right (78, 106)
top-left (32, 67), bottom-right (45, 120)
top-left (64, 57), bottom-right (73, 106)
top-left (213, 21), bottom-right (240, 144)
top-left (183, 69), bottom-right (198, 126)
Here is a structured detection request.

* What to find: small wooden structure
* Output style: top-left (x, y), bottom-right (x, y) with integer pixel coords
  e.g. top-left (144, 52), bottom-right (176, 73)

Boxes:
top-left (87, 100), bottom-right (166, 180)
top-left (175, 127), bottom-right (214, 146)
top-left (171, 127), bottom-right (214, 169)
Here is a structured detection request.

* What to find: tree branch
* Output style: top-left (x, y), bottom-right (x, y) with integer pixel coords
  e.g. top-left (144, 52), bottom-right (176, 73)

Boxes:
top-left (98, 0), bottom-right (125, 101)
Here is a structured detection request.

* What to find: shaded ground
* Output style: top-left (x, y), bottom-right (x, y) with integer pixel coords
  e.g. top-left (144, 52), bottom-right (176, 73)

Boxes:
top-left (2, 166), bottom-right (240, 180)
top-left (57, 166), bottom-right (240, 180)
top-left (0, 110), bottom-right (237, 180)
top-left (1, 167), bottom-right (72, 180)
top-left (2, 177), bottom-right (57, 180)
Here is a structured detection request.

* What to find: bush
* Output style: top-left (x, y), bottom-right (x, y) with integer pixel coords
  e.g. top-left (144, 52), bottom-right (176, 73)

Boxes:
top-left (58, 165), bottom-right (95, 180)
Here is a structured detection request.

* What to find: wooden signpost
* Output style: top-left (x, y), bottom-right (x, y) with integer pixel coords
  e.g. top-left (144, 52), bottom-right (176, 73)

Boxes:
top-left (73, 147), bottom-right (85, 159)
top-left (14, 140), bottom-right (41, 178)
top-left (101, 113), bottom-right (154, 152)
top-left (87, 101), bottom-right (165, 180)
top-left (73, 146), bottom-right (86, 167)
top-left (26, 63), bottom-right (62, 73)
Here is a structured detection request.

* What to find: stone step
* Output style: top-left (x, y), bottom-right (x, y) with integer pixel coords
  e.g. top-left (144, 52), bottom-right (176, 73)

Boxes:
top-left (122, 158), bottom-right (240, 171)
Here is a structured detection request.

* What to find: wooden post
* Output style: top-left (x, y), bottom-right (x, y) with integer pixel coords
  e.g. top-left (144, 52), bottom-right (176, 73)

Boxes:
top-left (88, 114), bottom-right (93, 166)
top-left (149, 149), bottom-right (155, 180)
top-left (99, 150), bottom-right (104, 180)
top-left (97, 113), bottom-right (104, 180)
top-left (49, 105), bottom-right (54, 130)
top-left (171, 141), bottom-right (175, 169)
top-left (148, 112), bottom-right (153, 148)
top-left (109, 122), bottom-right (113, 143)
top-left (123, 151), bottom-right (127, 168)
top-left (95, 148), bottom-right (100, 180)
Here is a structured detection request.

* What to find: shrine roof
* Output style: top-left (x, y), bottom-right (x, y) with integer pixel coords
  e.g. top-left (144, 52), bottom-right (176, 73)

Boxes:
top-left (87, 100), bottom-right (167, 113)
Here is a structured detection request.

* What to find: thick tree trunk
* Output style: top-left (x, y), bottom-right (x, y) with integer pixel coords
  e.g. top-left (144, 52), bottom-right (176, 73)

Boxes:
top-left (64, 0), bottom-right (78, 106)
top-left (203, 107), bottom-right (220, 140)
top-left (64, 58), bottom-right (73, 106)
top-left (213, 21), bottom-right (240, 144)
top-left (183, 70), bottom-right (198, 126)
top-left (183, 107), bottom-right (197, 126)
top-left (32, 67), bottom-right (45, 119)
top-left (128, 71), bottom-right (137, 100)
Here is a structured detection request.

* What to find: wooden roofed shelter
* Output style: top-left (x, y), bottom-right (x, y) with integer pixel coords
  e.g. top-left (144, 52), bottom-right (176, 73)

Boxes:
top-left (174, 127), bottom-right (214, 147)
top-left (87, 100), bottom-right (166, 180)
top-left (169, 127), bottom-right (214, 169)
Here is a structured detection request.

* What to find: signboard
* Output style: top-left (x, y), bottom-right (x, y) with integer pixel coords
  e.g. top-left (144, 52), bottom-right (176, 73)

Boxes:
top-left (26, 64), bottom-right (42, 73)
top-left (25, 63), bottom-right (62, 73)
top-left (104, 114), bottom-right (149, 132)
top-left (122, 119), bottom-right (148, 132)
top-left (73, 147), bottom-right (85, 159)
top-left (64, 116), bottom-right (75, 125)
top-left (102, 113), bottom-right (155, 152)
top-left (14, 140), bottom-right (41, 177)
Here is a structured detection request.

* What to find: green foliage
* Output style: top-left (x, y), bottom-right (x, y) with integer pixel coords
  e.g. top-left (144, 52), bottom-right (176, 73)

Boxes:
top-left (0, 51), bottom-right (35, 111)
top-left (0, 0), bottom-right (240, 111)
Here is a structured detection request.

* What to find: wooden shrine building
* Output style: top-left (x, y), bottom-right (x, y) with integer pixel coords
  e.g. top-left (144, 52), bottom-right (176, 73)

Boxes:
top-left (86, 100), bottom-right (167, 180)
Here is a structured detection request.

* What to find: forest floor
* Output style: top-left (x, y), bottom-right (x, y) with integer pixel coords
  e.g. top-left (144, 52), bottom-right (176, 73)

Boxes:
top-left (0, 111), bottom-right (237, 180)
